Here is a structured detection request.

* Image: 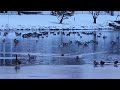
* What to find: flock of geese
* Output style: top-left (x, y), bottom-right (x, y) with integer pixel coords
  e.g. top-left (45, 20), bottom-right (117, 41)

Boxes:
top-left (0, 31), bottom-right (119, 47)
top-left (93, 60), bottom-right (119, 67)
top-left (0, 30), bottom-right (120, 69)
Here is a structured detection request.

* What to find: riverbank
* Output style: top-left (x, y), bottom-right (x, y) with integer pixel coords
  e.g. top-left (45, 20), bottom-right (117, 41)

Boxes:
top-left (0, 14), bottom-right (117, 30)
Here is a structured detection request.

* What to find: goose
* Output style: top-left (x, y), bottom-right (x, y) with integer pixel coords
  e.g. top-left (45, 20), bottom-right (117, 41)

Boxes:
top-left (111, 41), bottom-right (116, 45)
top-left (114, 60), bottom-right (118, 65)
top-left (100, 61), bottom-right (105, 66)
top-left (93, 60), bottom-right (99, 65)
top-left (61, 54), bottom-right (64, 56)
top-left (76, 56), bottom-right (79, 60)
top-left (14, 39), bottom-right (19, 44)
top-left (103, 36), bottom-right (107, 39)
top-left (116, 36), bottom-right (119, 39)
top-left (2, 39), bottom-right (5, 42)
top-left (28, 54), bottom-right (35, 62)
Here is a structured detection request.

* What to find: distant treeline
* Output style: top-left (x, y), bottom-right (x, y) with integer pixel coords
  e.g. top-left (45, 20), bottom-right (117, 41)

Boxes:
top-left (0, 11), bottom-right (42, 15)
top-left (0, 11), bottom-right (119, 16)
top-left (20, 11), bottom-right (42, 14)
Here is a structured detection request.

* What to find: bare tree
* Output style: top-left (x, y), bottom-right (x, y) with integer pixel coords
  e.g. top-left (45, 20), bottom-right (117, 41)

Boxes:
top-left (110, 11), bottom-right (114, 16)
top-left (51, 11), bottom-right (74, 24)
top-left (89, 11), bottom-right (100, 24)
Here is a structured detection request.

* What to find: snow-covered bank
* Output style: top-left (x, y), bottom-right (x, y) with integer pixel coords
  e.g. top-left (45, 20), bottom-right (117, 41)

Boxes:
top-left (0, 65), bottom-right (120, 79)
top-left (0, 14), bottom-right (117, 30)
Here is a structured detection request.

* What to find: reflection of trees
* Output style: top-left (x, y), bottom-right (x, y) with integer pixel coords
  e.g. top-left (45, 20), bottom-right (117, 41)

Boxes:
top-left (0, 41), bottom-right (4, 65)
top-left (10, 39), bottom-right (13, 65)
top-left (93, 32), bottom-right (97, 51)
top-left (60, 30), bottom-right (63, 65)
top-left (117, 32), bottom-right (120, 53)
top-left (93, 31), bottom-right (97, 59)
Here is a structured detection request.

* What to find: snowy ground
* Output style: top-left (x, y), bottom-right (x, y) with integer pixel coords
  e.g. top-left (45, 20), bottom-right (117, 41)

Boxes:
top-left (0, 14), bottom-right (117, 30)
top-left (0, 64), bottom-right (120, 79)
top-left (0, 12), bottom-right (119, 79)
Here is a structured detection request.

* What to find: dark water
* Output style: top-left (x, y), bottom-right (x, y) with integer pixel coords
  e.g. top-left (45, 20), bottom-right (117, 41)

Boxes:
top-left (0, 29), bottom-right (120, 65)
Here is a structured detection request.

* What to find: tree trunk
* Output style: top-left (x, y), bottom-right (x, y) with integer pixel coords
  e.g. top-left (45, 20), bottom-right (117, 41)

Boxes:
top-left (60, 14), bottom-right (64, 24)
top-left (18, 11), bottom-right (21, 15)
top-left (93, 17), bottom-right (97, 24)
top-left (111, 11), bottom-right (114, 16)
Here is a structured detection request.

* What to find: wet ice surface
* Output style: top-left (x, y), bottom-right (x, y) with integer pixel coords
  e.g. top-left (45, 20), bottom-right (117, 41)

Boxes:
top-left (0, 30), bottom-right (120, 65)
top-left (0, 29), bottom-right (120, 78)
top-left (0, 65), bottom-right (120, 79)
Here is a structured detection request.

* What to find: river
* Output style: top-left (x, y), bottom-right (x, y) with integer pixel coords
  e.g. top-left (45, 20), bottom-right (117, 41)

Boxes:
top-left (0, 29), bottom-right (120, 65)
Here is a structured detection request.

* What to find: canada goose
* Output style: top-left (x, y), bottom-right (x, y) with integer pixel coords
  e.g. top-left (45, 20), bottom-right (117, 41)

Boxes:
top-left (103, 36), bottom-right (107, 39)
top-left (57, 32), bottom-right (60, 35)
top-left (111, 41), bottom-right (116, 45)
top-left (100, 61), bottom-right (105, 65)
top-left (15, 32), bottom-right (21, 36)
top-left (80, 36), bottom-right (82, 38)
top-left (2, 39), bottom-right (5, 42)
top-left (3, 32), bottom-right (8, 36)
top-left (93, 60), bottom-right (99, 65)
top-left (61, 54), bottom-right (64, 56)
top-left (84, 42), bottom-right (88, 46)
top-left (14, 39), bottom-right (19, 44)
top-left (114, 61), bottom-right (118, 67)
top-left (99, 33), bottom-right (102, 35)
top-left (114, 61), bottom-right (118, 65)
top-left (28, 54), bottom-right (35, 62)
top-left (76, 56), bottom-right (79, 60)
top-left (116, 36), bottom-right (119, 39)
